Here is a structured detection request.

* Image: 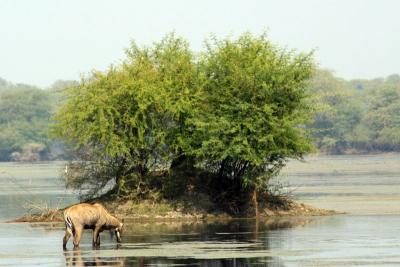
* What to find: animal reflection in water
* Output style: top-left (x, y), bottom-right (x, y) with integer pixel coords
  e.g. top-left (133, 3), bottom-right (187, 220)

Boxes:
top-left (64, 249), bottom-right (125, 267)
top-left (63, 203), bottom-right (124, 249)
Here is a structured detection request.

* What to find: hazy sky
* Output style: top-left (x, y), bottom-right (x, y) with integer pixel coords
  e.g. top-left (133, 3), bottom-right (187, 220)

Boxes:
top-left (0, 0), bottom-right (399, 87)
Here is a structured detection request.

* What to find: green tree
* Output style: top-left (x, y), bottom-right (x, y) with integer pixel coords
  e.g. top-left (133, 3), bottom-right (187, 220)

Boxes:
top-left (307, 70), bottom-right (400, 153)
top-left (53, 34), bottom-right (199, 199)
top-left (0, 86), bottom-right (51, 123)
top-left (362, 81), bottom-right (400, 150)
top-left (0, 86), bottom-right (53, 161)
top-left (307, 70), bottom-right (372, 153)
top-left (184, 33), bottom-right (314, 215)
top-left (53, 33), bottom-right (315, 216)
top-left (307, 70), bottom-right (353, 152)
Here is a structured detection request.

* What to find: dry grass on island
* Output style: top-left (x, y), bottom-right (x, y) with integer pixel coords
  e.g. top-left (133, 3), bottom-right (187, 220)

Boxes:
top-left (11, 195), bottom-right (338, 223)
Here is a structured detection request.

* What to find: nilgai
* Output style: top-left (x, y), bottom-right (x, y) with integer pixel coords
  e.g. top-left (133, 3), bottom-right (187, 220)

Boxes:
top-left (63, 203), bottom-right (124, 249)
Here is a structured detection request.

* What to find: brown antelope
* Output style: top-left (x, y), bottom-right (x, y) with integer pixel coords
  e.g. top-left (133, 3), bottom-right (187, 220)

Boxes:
top-left (63, 203), bottom-right (124, 249)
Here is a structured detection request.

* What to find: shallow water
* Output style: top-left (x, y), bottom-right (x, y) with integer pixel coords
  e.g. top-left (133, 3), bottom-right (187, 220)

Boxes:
top-left (0, 155), bottom-right (400, 266)
top-left (282, 154), bottom-right (400, 215)
top-left (0, 162), bottom-right (77, 221)
top-left (2, 216), bottom-right (400, 266)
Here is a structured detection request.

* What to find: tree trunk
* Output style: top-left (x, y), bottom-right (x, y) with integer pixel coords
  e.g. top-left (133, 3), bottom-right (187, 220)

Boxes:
top-left (252, 189), bottom-right (259, 218)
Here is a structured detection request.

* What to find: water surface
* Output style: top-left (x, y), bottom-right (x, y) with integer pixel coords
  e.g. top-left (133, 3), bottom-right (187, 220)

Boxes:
top-left (0, 162), bottom-right (77, 221)
top-left (0, 155), bottom-right (400, 266)
top-left (282, 154), bottom-right (400, 215)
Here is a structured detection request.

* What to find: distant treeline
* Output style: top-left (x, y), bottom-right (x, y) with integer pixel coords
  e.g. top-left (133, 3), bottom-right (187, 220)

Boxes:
top-left (309, 70), bottom-right (400, 154)
top-left (0, 70), bottom-right (399, 161)
top-left (0, 78), bottom-right (77, 161)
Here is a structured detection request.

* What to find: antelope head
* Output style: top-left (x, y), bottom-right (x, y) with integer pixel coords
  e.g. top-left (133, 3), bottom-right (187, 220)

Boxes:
top-left (115, 222), bottom-right (124, 243)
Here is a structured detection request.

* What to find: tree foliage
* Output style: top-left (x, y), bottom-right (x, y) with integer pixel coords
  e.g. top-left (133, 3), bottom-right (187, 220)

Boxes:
top-left (182, 34), bottom-right (314, 213)
top-left (53, 34), bottom-right (199, 198)
top-left (0, 85), bottom-right (50, 161)
top-left (0, 79), bottom-right (75, 161)
top-left (53, 33), bottom-right (314, 215)
top-left (309, 71), bottom-right (400, 153)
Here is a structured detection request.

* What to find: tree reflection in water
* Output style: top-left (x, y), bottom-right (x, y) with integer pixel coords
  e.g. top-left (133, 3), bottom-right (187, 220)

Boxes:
top-left (64, 248), bottom-right (125, 267)
top-left (63, 218), bottom-right (308, 266)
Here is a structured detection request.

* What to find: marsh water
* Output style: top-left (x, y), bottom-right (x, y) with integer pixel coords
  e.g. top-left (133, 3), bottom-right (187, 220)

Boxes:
top-left (1, 154), bottom-right (400, 266)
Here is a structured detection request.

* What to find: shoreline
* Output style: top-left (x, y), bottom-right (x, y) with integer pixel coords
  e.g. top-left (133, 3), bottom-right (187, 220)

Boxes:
top-left (9, 199), bottom-right (340, 223)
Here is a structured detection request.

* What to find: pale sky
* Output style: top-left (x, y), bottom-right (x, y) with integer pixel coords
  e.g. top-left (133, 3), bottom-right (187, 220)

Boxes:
top-left (0, 0), bottom-right (399, 87)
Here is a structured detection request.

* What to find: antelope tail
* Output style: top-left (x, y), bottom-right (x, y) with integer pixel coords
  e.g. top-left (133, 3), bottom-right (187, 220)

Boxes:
top-left (65, 216), bottom-right (74, 234)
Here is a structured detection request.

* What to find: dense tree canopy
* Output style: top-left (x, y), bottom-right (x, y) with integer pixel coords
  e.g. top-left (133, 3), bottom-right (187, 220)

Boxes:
top-left (182, 34), bottom-right (314, 214)
top-left (53, 34), bottom-right (200, 197)
top-left (52, 33), bottom-right (315, 215)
